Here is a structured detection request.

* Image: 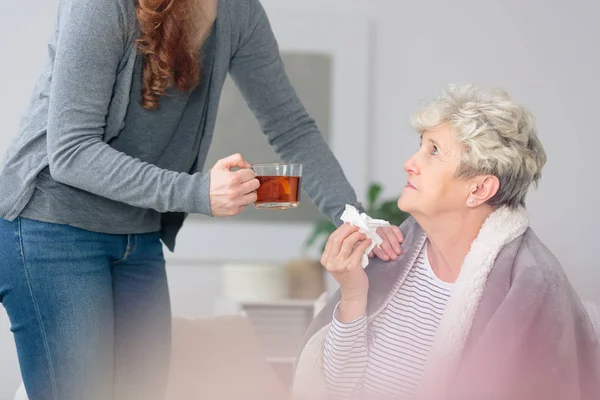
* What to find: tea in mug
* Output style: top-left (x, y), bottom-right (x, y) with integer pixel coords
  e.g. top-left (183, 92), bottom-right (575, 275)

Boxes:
top-left (255, 175), bottom-right (301, 209)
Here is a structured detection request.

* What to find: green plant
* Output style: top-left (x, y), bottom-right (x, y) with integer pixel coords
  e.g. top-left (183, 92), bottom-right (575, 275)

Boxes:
top-left (304, 182), bottom-right (410, 253)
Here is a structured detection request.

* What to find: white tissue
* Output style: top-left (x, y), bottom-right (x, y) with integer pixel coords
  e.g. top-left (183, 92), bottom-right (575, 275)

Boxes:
top-left (340, 204), bottom-right (391, 268)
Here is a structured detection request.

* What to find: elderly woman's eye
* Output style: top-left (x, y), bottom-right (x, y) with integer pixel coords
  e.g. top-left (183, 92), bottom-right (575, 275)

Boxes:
top-left (431, 146), bottom-right (439, 155)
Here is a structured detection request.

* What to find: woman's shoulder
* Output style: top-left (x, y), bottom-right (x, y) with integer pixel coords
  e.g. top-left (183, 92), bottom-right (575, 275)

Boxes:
top-left (507, 229), bottom-right (596, 340)
top-left (510, 228), bottom-right (572, 294)
top-left (58, 0), bottom-right (134, 20)
top-left (219, 0), bottom-right (256, 15)
top-left (218, 0), bottom-right (268, 34)
top-left (57, 0), bottom-right (137, 40)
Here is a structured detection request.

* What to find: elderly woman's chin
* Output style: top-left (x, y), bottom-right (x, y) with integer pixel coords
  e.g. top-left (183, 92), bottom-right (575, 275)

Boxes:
top-left (396, 191), bottom-right (414, 214)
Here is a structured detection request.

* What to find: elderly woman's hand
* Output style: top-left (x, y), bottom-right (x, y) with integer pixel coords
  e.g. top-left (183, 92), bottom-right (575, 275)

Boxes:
top-left (321, 223), bottom-right (372, 322)
top-left (369, 225), bottom-right (404, 261)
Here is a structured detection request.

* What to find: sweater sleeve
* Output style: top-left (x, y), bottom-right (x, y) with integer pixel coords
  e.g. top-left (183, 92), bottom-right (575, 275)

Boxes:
top-left (45, 0), bottom-right (212, 216)
top-left (227, 0), bottom-right (364, 224)
top-left (323, 302), bottom-right (369, 398)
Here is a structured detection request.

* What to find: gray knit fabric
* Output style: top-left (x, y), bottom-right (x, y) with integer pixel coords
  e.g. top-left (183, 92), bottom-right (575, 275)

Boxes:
top-left (0, 0), bottom-right (363, 250)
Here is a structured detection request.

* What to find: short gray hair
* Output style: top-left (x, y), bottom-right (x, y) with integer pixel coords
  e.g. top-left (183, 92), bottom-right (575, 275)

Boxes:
top-left (410, 84), bottom-right (547, 208)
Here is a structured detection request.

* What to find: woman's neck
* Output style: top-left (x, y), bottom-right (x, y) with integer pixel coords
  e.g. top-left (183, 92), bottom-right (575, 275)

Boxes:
top-left (418, 207), bottom-right (494, 283)
top-left (191, 0), bottom-right (217, 50)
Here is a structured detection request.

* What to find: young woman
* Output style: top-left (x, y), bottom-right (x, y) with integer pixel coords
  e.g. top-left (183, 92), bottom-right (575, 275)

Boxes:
top-left (0, 0), bottom-right (403, 399)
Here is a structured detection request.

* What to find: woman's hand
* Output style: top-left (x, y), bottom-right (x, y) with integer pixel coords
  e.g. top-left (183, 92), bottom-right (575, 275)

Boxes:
top-left (209, 153), bottom-right (260, 217)
top-left (321, 223), bottom-right (372, 322)
top-left (369, 225), bottom-right (404, 261)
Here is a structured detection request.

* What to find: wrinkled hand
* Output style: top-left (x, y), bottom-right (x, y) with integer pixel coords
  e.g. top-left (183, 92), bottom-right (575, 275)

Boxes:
top-left (369, 225), bottom-right (404, 261)
top-left (321, 223), bottom-right (372, 322)
top-left (209, 153), bottom-right (260, 217)
top-left (321, 223), bottom-right (372, 299)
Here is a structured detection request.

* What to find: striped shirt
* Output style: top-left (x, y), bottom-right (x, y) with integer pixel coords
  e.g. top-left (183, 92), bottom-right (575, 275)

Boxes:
top-left (323, 242), bottom-right (453, 399)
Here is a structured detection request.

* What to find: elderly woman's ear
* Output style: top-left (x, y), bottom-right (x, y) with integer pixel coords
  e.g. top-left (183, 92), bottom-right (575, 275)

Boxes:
top-left (466, 175), bottom-right (499, 207)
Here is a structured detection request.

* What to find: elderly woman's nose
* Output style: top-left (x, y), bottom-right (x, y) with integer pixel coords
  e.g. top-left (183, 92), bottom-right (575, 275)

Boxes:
top-left (404, 155), bottom-right (419, 174)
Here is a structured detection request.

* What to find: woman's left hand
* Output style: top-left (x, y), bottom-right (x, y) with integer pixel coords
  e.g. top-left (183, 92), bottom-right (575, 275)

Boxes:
top-left (369, 226), bottom-right (404, 261)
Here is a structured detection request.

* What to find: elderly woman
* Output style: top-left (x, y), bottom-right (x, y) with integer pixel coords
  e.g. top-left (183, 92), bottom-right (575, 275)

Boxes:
top-left (292, 84), bottom-right (600, 400)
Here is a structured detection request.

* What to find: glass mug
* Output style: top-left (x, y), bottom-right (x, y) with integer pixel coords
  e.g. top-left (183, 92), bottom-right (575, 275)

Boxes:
top-left (251, 163), bottom-right (303, 209)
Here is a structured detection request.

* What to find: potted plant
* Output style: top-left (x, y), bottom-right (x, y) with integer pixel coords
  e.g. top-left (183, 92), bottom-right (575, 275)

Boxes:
top-left (286, 183), bottom-right (410, 299)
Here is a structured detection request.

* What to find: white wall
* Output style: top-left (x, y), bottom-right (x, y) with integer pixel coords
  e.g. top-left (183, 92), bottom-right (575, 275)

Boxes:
top-left (364, 0), bottom-right (600, 303)
top-left (260, 0), bottom-right (600, 301)
top-left (1, 1), bottom-right (599, 398)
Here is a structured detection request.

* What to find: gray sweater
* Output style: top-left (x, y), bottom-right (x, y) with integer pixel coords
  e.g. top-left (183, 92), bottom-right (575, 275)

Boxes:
top-left (0, 0), bottom-right (363, 251)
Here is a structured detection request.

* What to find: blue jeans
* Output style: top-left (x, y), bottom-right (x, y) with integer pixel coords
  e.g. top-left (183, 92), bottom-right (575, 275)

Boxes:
top-left (0, 217), bottom-right (171, 400)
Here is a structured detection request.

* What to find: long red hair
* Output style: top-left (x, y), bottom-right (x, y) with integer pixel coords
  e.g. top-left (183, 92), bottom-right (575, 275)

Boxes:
top-left (135, 0), bottom-right (201, 110)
